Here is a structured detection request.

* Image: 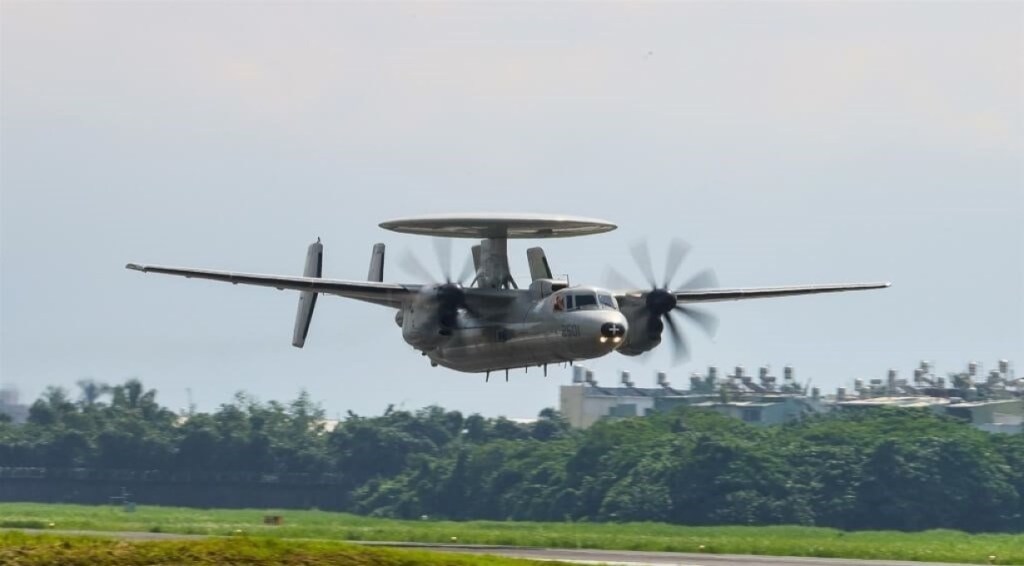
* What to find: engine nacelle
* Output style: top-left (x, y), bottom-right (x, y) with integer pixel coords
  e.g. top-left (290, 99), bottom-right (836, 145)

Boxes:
top-left (616, 309), bottom-right (663, 357)
top-left (401, 300), bottom-right (445, 350)
top-left (400, 285), bottom-right (464, 350)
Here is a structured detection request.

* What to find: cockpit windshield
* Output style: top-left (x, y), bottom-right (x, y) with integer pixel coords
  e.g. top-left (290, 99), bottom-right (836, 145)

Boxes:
top-left (553, 291), bottom-right (618, 312)
top-left (574, 294), bottom-right (597, 309)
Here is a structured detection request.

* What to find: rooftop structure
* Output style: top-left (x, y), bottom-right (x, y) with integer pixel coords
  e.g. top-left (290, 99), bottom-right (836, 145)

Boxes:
top-left (560, 360), bottom-right (1021, 432)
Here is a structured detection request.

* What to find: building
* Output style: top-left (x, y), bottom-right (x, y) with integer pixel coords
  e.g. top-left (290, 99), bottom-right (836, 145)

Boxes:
top-left (560, 365), bottom-right (829, 429)
top-left (559, 360), bottom-right (1022, 433)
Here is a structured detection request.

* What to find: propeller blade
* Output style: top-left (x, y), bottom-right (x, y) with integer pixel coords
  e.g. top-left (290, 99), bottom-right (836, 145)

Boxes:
top-left (674, 304), bottom-right (719, 337)
top-left (679, 268), bottom-right (719, 291)
top-left (663, 311), bottom-right (690, 364)
top-left (433, 238), bottom-right (453, 282)
top-left (613, 238), bottom-right (719, 364)
top-left (605, 267), bottom-right (639, 291)
top-left (400, 251), bottom-right (437, 284)
top-left (458, 253), bottom-right (476, 285)
top-left (663, 239), bottom-right (692, 288)
top-left (630, 240), bottom-right (657, 287)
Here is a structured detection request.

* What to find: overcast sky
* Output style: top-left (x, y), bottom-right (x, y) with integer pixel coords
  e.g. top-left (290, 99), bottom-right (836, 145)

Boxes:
top-left (2, 2), bottom-right (1021, 419)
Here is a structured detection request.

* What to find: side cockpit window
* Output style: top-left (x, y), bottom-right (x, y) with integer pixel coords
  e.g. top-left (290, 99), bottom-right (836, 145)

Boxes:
top-left (599, 294), bottom-right (617, 309)
top-left (553, 293), bottom-right (565, 311)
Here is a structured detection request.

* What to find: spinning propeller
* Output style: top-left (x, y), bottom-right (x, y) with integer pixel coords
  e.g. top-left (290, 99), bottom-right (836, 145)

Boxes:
top-left (401, 238), bottom-right (477, 330)
top-left (608, 239), bottom-right (720, 364)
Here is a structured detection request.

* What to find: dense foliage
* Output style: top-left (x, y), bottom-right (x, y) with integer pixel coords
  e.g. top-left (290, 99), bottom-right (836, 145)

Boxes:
top-left (2, 379), bottom-right (1023, 532)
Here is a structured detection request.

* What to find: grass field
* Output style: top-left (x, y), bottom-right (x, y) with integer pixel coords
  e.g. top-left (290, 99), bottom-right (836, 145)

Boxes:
top-left (0, 531), bottom-right (555, 566)
top-left (1, 503), bottom-right (1022, 564)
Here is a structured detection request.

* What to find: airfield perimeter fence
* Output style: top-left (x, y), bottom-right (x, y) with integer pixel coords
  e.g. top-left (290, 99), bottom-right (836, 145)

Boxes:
top-left (0, 467), bottom-right (349, 509)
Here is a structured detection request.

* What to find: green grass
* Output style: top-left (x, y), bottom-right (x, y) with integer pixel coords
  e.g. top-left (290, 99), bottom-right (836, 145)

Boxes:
top-left (0, 531), bottom-right (553, 566)
top-left (0, 503), bottom-right (1022, 564)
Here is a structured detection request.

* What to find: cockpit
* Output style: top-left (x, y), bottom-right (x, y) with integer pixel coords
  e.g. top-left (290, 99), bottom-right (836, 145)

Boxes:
top-left (552, 290), bottom-right (618, 312)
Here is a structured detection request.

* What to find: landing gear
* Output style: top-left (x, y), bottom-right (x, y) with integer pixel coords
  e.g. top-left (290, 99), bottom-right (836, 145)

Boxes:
top-left (484, 368), bottom-right (512, 382)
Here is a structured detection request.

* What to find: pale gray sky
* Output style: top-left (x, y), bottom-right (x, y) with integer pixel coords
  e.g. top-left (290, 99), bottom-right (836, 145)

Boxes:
top-left (2, 2), bottom-right (1021, 418)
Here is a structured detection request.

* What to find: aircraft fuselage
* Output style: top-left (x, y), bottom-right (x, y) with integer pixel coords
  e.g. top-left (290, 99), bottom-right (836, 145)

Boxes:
top-left (400, 285), bottom-right (629, 373)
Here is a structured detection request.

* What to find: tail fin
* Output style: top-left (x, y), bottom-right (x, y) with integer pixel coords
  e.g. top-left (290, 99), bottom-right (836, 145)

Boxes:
top-left (527, 247), bottom-right (553, 281)
top-left (292, 239), bottom-right (323, 348)
top-left (471, 245), bottom-right (482, 280)
top-left (367, 243), bottom-right (385, 282)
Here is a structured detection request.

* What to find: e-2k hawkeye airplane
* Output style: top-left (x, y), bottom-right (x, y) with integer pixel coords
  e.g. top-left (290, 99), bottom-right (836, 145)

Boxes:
top-left (126, 214), bottom-right (889, 379)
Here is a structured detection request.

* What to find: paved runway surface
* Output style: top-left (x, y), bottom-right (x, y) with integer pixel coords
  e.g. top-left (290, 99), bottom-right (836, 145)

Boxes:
top-left (6, 529), bottom-right (981, 566)
top-left (373, 542), bottom-right (979, 566)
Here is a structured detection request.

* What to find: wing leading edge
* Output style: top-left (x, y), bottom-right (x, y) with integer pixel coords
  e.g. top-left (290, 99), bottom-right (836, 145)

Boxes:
top-left (672, 281), bottom-right (891, 303)
top-left (125, 263), bottom-right (418, 308)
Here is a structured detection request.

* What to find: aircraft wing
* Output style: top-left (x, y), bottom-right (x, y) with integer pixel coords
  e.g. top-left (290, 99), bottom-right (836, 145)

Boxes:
top-left (125, 263), bottom-right (419, 308)
top-left (672, 282), bottom-right (891, 303)
top-left (614, 282), bottom-right (890, 303)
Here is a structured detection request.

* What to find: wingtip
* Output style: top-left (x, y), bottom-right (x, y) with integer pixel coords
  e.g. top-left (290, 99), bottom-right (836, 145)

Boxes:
top-left (125, 263), bottom-right (144, 272)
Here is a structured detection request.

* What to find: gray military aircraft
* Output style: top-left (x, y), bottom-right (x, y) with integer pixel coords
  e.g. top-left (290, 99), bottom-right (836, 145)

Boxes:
top-left (126, 213), bottom-right (889, 379)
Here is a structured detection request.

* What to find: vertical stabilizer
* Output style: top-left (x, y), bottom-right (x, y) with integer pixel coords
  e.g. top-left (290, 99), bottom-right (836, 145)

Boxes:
top-left (292, 239), bottom-right (323, 348)
top-left (527, 247), bottom-right (553, 281)
top-left (367, 243), bottom-right (385, 282)
top-left (471, 245), bottom-right (482, 275)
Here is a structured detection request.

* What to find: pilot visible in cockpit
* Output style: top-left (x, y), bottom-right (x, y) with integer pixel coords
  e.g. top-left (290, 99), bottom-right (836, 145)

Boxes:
top-left (553, 294), bottom-right (565, 312)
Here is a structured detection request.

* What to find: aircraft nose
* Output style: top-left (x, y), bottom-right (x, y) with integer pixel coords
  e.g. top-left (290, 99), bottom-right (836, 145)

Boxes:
top-left (600, 322), bottom-right (627, 339)
top-left (595, 313), bottom-right (629, 350)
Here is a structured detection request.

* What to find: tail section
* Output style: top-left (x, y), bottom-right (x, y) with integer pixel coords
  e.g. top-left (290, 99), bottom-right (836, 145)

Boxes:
top-left (292, 239), bottom-right (323, 348)
top-left (367, 243), bottom-right (385, 282)
top-left (471, 245), bottom-right (482, 279)
top-left (527, 247), bottom-right (553, 281)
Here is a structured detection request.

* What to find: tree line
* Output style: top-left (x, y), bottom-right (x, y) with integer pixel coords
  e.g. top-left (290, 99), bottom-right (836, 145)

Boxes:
top-left (2, 379), bottom-right (1023, 532)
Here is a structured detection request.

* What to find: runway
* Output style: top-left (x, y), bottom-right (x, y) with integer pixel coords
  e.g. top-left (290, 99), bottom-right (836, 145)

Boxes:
top-left (369, 542), bottom-right (979, 566)
top-left (5, 529), bottom-right (981, 566)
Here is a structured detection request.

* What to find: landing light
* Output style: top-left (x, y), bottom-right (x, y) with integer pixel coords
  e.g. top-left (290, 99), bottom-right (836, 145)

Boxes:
top-left (599, 336), bottom-right (608, 343)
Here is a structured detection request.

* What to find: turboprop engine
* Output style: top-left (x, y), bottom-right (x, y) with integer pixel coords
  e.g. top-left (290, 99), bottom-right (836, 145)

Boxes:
top-left (434, 282), bottom-right (472, 332)
top-left (398, 238), bottom-right (478, 349)
top-left (399, 282), bottom-right (476, 349)
top-left (616, 303), bottom-right (665, 357)
top-left (609, 239), bottom-right (719, 363)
